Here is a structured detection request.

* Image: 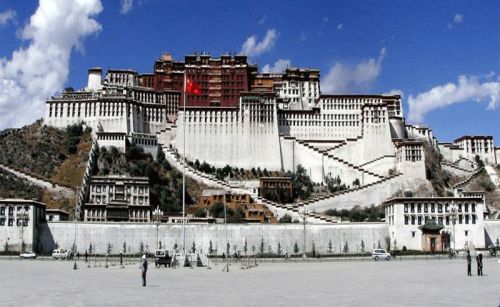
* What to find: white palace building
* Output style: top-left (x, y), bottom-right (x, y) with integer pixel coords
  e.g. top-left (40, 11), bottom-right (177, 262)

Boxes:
top-left (33, 53), bottom-right (500, 253)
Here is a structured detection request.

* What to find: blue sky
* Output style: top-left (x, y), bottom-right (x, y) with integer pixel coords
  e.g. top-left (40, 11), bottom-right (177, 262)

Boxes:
top-left (0, 0), bottom-right (499, 142)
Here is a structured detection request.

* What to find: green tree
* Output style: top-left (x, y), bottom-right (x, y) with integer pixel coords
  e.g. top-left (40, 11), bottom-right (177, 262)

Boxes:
top-left (208, 240), bottom-right (213, 255)
top-left (191, 241), bottom-right (196, 253)
top-left (260, 238), bottom-right (265, 256)
top-left (107, 243), bottom-right (112, 255)
top-left (251, 245), bottom-right (256, 255)
top-left (279, 214), bottom-right (293, 223)
top-left (123, 242), bottom-right (127, 254)
top-left (294, 242), bottom-right (299, 255)
top-left (343, 241), bottom-right (349, 254)
top-left (312, 242), bottom-right (316, 257)
top-left (289, 164), bottom-right (314, 200)
top-left (139, 242), bottom-right (144, 254)
top-left (88, 243), bottom-right (93, 255)
top-left (361, 240), bottom-right (365, 253)
top-left (244, 238), bottom-right (248, 255)
top-left (328, 239), bottom-right (333, 254)
top-left (277, 242), bottom-right (282, 256)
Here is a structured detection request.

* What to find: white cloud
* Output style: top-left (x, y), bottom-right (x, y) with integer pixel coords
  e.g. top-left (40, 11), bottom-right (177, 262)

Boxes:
top-left (322, 16), bottom-right (329, 23)
top-left (453, 14), bottom-right (463, 24)
top-left (0, 0), bottom-right (103, 129)
top-left (321, 47), bottom-right (386, 94)
top-left (262, 59), bottom-right (291, 73)
top-left (120, 0), bottom-right (134, 14)
top-left (408, 75), bottom-right (500, 123)
top-left (0, 9), bottom-right (16, 26)
top-left (258, 15), bottom-right (266, 25)
top-left (448, 13), bottom-right (463, 29)
top-left (240, 29), bottom-right (278, 57)
top-left (336, 23), bottom-right (343, 31)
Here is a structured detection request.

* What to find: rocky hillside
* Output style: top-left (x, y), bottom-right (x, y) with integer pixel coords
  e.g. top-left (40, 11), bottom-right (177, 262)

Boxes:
top-left (0, 120), bottom-right (91, 212)
top-left (0, 120), bottom-right (91, 189)
top-left (0, 168), bottom-right (44, 200)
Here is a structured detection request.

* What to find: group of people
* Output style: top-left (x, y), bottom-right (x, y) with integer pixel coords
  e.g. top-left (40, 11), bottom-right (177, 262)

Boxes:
top-left (465, 250), bottom-right (483, 276)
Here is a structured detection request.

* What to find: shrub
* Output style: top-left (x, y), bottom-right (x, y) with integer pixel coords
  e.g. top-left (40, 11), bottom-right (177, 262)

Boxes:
top-left (278, 214), bottom-right (292, 223)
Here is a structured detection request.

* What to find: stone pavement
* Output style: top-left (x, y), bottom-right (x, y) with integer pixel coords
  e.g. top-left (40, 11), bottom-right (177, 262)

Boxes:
top-left (0, 258), bottom-right (499, 306)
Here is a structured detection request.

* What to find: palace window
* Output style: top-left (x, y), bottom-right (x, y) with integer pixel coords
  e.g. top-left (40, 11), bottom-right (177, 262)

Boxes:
top-left (459, 215), bottom-right (463, 224)
top-left (464, 230), bottom-right (468, 236)
top-left (0, 217), bottom-right (5, 226)
top-left (472, 215), bottom-right (476, 224)
top-left (417, 216), bottom-right (422, 225)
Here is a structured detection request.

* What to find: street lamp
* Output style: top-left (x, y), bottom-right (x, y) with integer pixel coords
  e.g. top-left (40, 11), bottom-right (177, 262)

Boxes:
top-left (300, 208), bottom-right (308, 259)
top-left (450, 202), bottom-right (458, 254)
top-left (18, 207), bottom-right (29, 254)
top-left (153, 206), bottom-right (163, 250)
top-left (73, 188), bottom-right (79, 270)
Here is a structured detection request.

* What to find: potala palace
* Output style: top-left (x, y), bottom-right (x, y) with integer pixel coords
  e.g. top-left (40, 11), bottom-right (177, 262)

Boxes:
top-left (1, 53), bottom-right (499, 255)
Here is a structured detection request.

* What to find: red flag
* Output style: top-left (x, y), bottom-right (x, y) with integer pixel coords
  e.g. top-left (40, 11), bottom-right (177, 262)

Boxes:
top-left (186, 78), bottom-right (201, 95)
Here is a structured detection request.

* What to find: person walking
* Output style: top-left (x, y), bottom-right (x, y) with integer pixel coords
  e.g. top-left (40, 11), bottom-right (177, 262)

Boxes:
top-left (466, 250), bottom-right (472, 276)
top-left (477, 253), bottom-right (483, 276)
top-left (141, 253), bottom-right (148, 287)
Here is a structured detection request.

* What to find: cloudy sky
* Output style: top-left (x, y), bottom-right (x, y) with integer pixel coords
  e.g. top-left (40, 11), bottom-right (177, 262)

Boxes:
top-left (0, 0), bottom-right (499, 142)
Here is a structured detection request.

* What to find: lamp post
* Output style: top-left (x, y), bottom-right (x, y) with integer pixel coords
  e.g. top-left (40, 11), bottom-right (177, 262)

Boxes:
top-left (223, 194), bottom-right (229, 272)
top-left (450, 202), bottom-right (458, 255)
top-left (73, 188), bottom-right (79, 270)
top-left (18, 208), bottom-right (29, 254)
top-left (300, 208), bottom-right (308, 259)
top-left (153, 206), bottom-right (163, 249)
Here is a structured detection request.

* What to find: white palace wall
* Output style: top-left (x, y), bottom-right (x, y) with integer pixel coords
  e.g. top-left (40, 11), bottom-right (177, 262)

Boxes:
top-left (39, 222), bottom-right (390, 255)
top-left (174, 110), bottom-right (282, 170)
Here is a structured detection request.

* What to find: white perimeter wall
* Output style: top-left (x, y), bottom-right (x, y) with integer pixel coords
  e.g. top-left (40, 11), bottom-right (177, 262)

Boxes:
top-left (38, 222), bottom-right (389, 255)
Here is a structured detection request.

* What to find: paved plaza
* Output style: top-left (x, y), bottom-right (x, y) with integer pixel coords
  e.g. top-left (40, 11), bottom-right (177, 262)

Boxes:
top-left (0, 258), bottom-right (499, 306)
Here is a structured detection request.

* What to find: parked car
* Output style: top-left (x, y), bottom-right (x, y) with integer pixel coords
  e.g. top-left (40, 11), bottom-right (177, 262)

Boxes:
top-left (20, 252), bottom-right (37, 259)
top-left (372, 249), bottom-right (391, 261)
top-left (52, 249), bottom-right (70, 260)
top-left (154, 249), bottom-right (172, 267)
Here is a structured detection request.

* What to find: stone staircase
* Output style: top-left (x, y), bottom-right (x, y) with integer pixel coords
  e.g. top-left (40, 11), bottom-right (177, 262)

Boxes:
top-left (295, 139), bottom-right (385, 181)
top-left (452, 167), bottom-right (484, 191)
top-left (295, 173), bottom-right (403, 209)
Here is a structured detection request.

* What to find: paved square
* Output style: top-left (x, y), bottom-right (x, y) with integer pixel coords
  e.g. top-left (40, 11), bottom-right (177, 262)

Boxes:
top-left (1, 258), bottom-right (499, 306)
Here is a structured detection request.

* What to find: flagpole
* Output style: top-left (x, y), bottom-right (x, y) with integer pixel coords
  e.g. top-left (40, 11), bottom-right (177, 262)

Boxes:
top-left (182, 71), bottom-right (187, 258)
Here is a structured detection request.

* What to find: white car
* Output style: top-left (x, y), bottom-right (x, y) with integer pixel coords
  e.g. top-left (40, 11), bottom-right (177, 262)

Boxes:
top-left (371, 249), bottom-right (391, 261)
top-left (52, 249), bottom-right (70, 260)
top-left (20, 252), bottom-right (37, 259)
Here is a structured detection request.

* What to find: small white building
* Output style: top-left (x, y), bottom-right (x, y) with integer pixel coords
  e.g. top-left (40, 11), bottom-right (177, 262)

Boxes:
top-left (46, 209), bottom-right (69, 222)
top-left (384, 196), bottom-right (486, 251)
top-left (0, 199), bottom-right (46, 253)
top-left (455, 136), bottom-right (496, 164)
